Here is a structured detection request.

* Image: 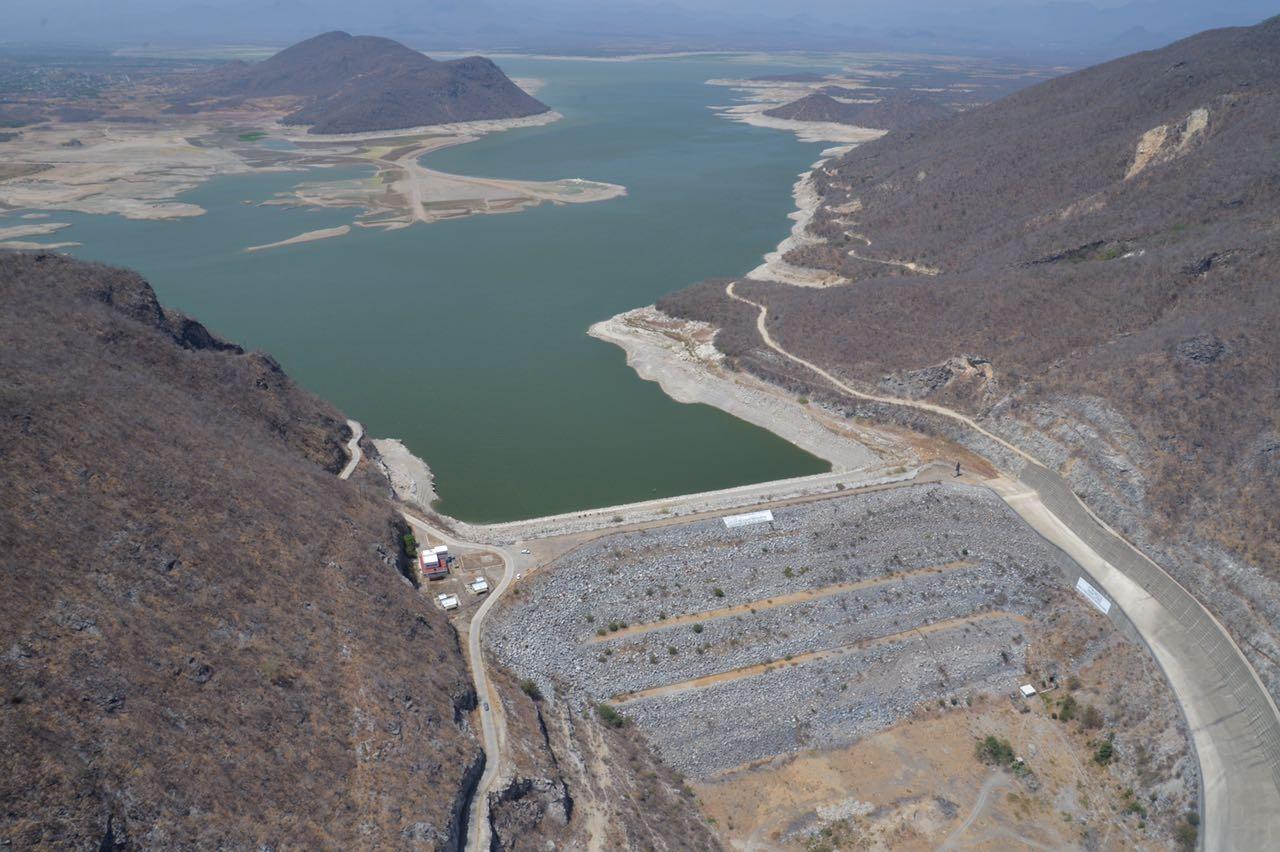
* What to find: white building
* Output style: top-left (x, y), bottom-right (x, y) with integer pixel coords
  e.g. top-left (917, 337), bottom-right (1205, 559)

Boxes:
top-left (437, 593), bottom-right (460, 610)
top-left (469, 577), bottom-right (490, 595)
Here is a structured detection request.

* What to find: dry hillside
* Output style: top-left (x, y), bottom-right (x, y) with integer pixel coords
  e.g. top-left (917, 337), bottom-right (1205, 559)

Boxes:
top-left (661, 17), bottom-right (1280, 699)
top-left (0, 252), bottom-right (718, 849)
top-left (186, 31), bottom-right (548, 134)
top-left (0, 253), bottom-right (483, 848)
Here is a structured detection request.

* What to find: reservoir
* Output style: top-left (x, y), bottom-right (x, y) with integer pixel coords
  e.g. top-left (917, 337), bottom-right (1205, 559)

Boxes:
top-left (56, 56), bottom-right (840, 521)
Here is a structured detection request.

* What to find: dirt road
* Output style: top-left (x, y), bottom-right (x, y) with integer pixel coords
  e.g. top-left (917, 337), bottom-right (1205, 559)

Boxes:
top-left (338, 419), bottom-right (362, 480)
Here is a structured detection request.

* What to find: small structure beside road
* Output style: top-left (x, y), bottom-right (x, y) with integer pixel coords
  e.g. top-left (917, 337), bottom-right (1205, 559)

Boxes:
top-left (420, 549), bottom-right (449, 580)
top-left (469, 577), bottom-right (490, 595)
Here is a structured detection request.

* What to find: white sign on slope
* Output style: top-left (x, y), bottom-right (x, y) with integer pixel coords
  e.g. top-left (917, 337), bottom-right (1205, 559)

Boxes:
top-left (1075, 576), bottom-right (1112, 614)
top-left (723, 509), bottom-right (774, 529)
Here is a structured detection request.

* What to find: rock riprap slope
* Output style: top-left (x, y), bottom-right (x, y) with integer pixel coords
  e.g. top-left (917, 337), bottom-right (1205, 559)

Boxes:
top-left (489, 484), bottom-right (1105, 776)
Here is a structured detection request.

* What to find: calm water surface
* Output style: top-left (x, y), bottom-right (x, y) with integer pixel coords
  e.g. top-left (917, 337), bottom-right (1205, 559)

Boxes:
top-left (57, 56), bottom-right (844, 521)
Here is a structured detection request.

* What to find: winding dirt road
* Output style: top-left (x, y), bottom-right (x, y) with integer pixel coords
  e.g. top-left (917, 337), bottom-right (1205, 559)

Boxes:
top-left (338, 419), bottom-right (362, 480)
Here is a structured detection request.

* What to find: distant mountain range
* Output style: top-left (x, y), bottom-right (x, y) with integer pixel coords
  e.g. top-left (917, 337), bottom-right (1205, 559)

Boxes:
top-left (7, 1), bottom-right (1279, 63)
top-left (663, 17), bottom-right (1280, 699)
top-left (195, 31), bottom-right (548, 134)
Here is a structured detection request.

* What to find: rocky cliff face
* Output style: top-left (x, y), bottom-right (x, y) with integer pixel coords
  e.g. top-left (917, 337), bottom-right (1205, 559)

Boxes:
top-left (484, 665), bottom-right (721, 851)
top-left (0, 253), bottom-right (482, 848)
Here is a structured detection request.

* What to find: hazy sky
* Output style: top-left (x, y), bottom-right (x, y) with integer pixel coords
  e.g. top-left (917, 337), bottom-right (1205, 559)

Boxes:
top-left (5, 0), bottom-right (1276, 58)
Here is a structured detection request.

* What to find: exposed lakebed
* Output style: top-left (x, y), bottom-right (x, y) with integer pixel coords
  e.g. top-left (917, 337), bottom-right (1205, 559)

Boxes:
top-left (37, 56), bottom-right (853, 521)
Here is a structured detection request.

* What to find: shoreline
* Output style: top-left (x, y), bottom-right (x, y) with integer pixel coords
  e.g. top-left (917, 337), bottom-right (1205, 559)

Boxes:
top-left (706, 75), bottom-right (889, 145)
top-left (588, 307), bottom-right (888, 472)
top-left (0, 107), bottom-right (622, 236)
top-left (713, 106), bottom-right (886, 145)
top-left (372, 437), bottom-right (439, 513)
top-left (276, 109), bottom-right (564, 143)
top-left (745, 165), bottom-right (849, 287)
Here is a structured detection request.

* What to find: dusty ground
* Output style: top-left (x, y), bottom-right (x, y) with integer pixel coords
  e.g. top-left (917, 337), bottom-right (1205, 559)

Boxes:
top-left (694, 610), bottom-right (1198, 851)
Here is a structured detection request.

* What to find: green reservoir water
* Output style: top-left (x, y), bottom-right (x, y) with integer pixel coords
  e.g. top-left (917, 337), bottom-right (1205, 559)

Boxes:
top-left (54, 56), bottom-right (843, 521)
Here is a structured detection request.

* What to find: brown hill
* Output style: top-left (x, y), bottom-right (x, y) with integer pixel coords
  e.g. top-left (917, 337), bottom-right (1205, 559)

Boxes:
top-left (662, 17), bottom-right (1280, 698)
top-left (0, 253), bottom-right (482, 847)
top-left (0, 252), bottom-right (721, 849)
top-left (764, 91), bottom-right (953, 130)
top-left (197, 31), bottom-right (548, 134)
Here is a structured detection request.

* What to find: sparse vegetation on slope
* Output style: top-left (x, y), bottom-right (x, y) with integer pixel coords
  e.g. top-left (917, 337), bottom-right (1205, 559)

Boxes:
top-left (661, 15), bottom-right (1280, 700)
top-left (0, 253), bottom-right (482, 848)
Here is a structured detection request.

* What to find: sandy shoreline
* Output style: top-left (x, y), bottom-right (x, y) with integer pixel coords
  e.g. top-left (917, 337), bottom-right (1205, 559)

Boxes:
top-left (276, 110), bottom-right (563, 143)
top-left (704, 73), bottom-right (887, 288)
top-left (588, 307), bottom-right (892, 471)
top-left (0, 240), bottom-right (82, 251)
top-left (746, 167), bottom-right (849, 287)
top-left (372, 437), bottom-right (439, 513)
top-left (713, 105), bottom-right (886, 145)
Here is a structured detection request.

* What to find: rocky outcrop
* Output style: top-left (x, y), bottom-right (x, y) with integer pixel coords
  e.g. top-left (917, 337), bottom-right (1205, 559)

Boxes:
top-left (481, 664), bottom-right (720, 851)
top-left (489, 775), bottom-right (573, 850)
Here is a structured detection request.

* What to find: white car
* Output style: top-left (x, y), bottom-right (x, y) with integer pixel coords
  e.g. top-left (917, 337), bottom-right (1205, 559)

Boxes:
top-left (520, 548), bottom-right (531, 555)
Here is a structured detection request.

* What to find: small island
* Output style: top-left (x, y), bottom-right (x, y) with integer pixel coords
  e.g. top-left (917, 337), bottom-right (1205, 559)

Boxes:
top-left (181, 30), bottom-right (551, 135)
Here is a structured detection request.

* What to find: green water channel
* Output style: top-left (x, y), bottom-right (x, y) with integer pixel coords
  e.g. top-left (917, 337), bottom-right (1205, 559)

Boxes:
top-left (50, 56), bottom-right (846, 521)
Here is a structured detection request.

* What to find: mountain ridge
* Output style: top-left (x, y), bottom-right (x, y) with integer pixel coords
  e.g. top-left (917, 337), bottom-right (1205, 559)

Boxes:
top-left (660, 16), bottom-right (1280, 702)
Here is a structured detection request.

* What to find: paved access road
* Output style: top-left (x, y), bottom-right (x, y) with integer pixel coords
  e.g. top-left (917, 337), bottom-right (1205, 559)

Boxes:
top-left (726, 281), bottom-right (1280, 849)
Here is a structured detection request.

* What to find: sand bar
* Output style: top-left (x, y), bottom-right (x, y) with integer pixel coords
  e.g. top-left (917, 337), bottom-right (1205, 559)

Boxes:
top-left (0, 240), bottom-right (81, 251)
top-left (244, 225), bottom-right (350, 252)
top-left (0, 222), bottom-right (71, 241)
